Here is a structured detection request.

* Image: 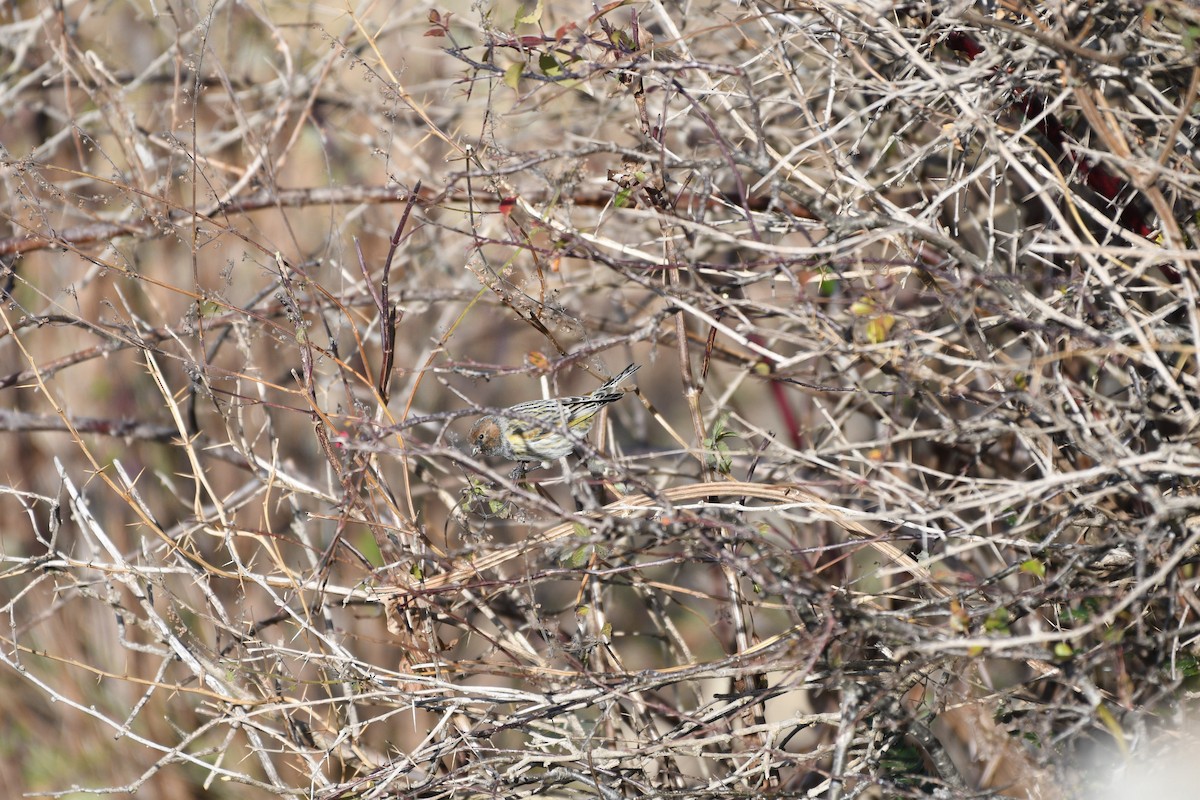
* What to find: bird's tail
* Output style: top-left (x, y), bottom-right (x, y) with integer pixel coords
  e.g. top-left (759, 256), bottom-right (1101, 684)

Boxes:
top-left (592, 363), bottom-right (640, 397)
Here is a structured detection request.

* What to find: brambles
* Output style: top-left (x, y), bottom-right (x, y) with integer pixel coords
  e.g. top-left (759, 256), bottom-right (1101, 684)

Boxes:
top-left (2, 1), bottom-right (1199, 797)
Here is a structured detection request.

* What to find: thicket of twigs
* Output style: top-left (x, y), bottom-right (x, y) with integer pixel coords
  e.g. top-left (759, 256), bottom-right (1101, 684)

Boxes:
top-left (3, 0), bottom-right (1200, 797)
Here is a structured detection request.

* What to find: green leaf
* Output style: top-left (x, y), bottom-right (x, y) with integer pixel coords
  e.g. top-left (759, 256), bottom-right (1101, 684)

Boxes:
top-left (1185, 24), bottom-right (1200, 52)
top-left (704, 414), bottom-right (736, 475)
top-left (503, 62), bottom-right (523, 92)
top-left (609, 28), bottom-right (637, 51)
top-left (983, 608), bottom-right (1011, 632)
top-left (562, 544), bottom-right (592, 568)
top-left (516, 0), bottom-right (543, 25)
top-left (1019, 558), bottom-right (1046, 579)
top-left (850, 297), bottom-right (875, 316)
top-left (539, 52), bottom-right (563, 77)
top-left (864, 314), bottom-right (895, 344)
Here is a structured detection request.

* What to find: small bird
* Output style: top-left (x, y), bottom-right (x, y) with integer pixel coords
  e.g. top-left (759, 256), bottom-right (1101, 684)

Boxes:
top-left (469, 363), bottom-right (640, 464)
